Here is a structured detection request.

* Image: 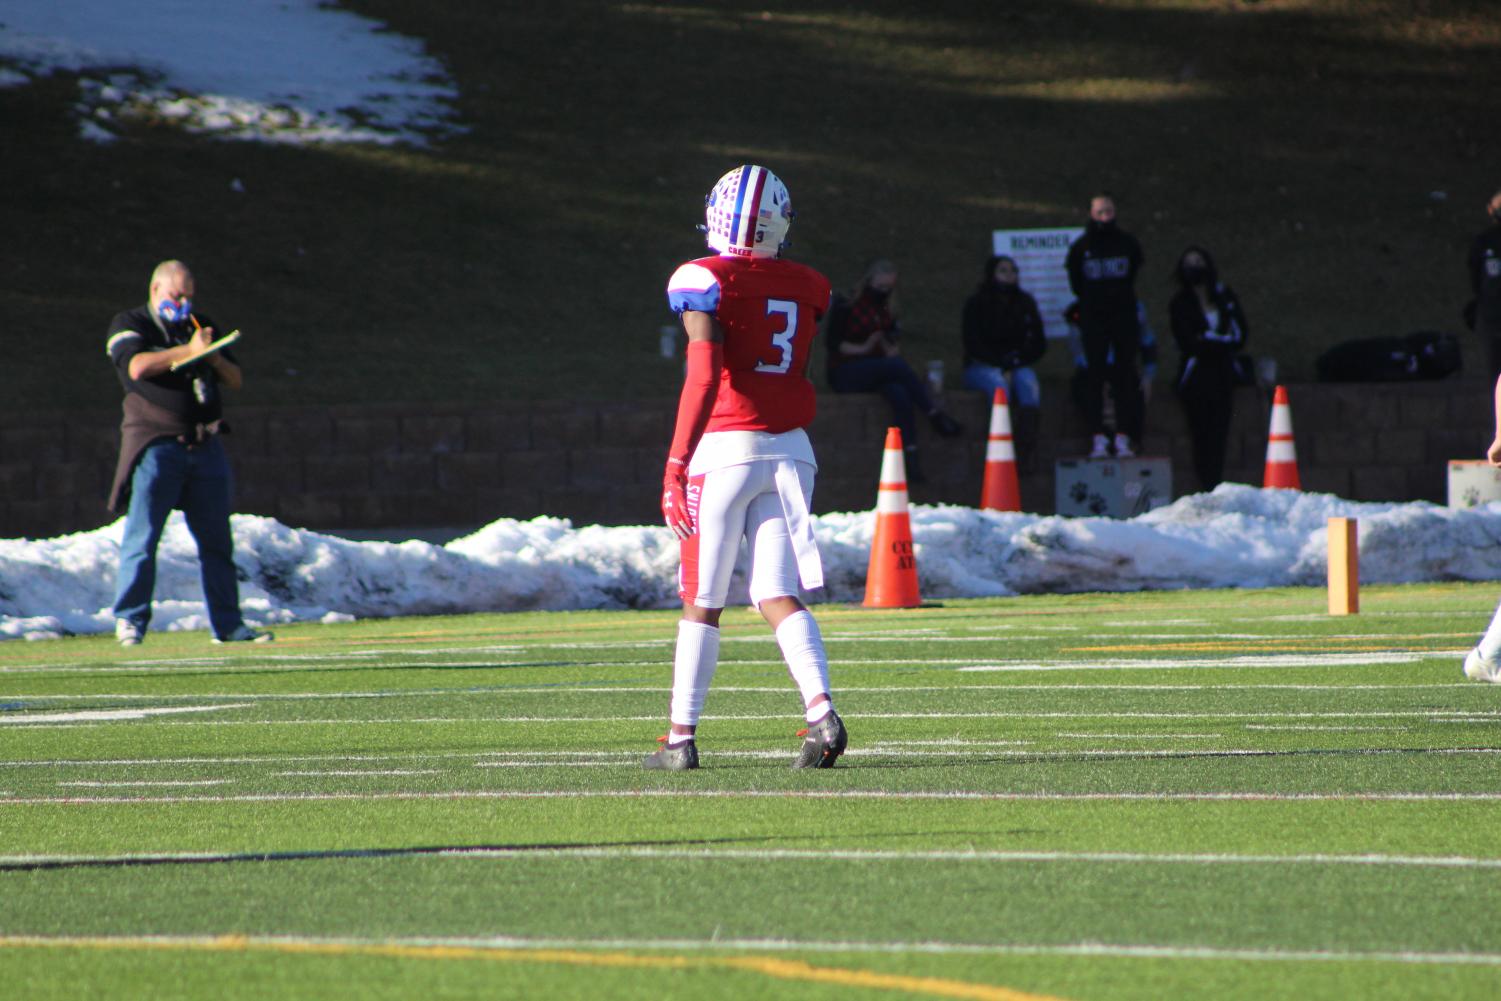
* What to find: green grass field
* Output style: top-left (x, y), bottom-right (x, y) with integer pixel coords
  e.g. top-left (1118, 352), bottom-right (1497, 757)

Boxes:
top-left (4, 584), bottom-right (1501, 1000)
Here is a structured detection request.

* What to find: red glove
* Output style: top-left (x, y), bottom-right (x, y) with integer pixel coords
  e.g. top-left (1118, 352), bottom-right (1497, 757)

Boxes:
top-left (662, 459), bottom-right (694, 539)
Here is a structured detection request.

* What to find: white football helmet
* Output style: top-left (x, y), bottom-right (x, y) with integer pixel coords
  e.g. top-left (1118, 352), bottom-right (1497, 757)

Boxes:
top-left (703, 164), bottom-right (793, 258)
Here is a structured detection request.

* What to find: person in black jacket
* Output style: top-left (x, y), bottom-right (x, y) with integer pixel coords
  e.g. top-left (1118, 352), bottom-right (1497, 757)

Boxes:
top-left (961, 254), bottom-right (1047, 471)
top-left (1169, 245), bottom-right (1248, 492)
top-left (1467, 189), bottom-right (1501, 379)
top-left (1065, 193), bottom-right (1145, 457)
top-left (105, 260), bottom-right (271, 647)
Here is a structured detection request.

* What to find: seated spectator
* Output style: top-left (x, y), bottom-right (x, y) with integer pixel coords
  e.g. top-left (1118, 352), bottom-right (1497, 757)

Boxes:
top-left (826, 259), bottom-right (962, 482)
top-left (1065, 299), bottom-right (1157, 458)
top-left (1169, 244), bottom-right (1249, 491)
top-left (961, 254), bottom-right (1047, 472)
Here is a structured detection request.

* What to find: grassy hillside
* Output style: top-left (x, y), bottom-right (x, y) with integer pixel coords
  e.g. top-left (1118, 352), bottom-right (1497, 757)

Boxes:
top-left (3, 0), bottom-right (1499, 414)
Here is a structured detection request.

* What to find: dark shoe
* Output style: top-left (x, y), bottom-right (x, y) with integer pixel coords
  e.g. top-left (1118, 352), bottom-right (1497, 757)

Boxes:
top-left (929, 411), bottom-right (963, 437)
top-left (643, 736), bottom-right (699, 771)
top-left (792, 710), bottom-right (848, 769)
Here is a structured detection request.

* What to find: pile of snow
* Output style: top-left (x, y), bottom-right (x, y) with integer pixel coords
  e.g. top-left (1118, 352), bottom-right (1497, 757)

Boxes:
top-left (4, 484), bottom-right (1500, 642)
top-left (0, 0), bottom-right (461, 145)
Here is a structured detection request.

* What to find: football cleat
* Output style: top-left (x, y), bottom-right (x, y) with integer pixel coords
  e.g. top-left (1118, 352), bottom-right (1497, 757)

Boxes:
top-left (792, 710), bottom-right (848, 769)
top-left (1089, 434), bottom-right (1111, 459)
top-left (642, 735), bottom-right (699, 771)
top-left (1464, 648), bottom-right (1501, 683)
top-left (703, 164), bottom-right (792, 259)
top-left (1113, 433), bottom-right (1135, 458)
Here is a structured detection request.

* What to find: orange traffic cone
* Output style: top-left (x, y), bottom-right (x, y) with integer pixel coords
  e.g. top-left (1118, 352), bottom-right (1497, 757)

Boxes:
top-left (1263, 385), bottom-right (1301, 489)
top-left (980, 387), bottom-right (1022, 511)
top-left (864, 427), bottom-right (921, 608)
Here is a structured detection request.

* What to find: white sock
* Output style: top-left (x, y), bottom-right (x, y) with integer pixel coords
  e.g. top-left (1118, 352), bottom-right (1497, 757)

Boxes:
top-left (1478, 599), bottom-right (1501, 661)
top-left (666, 732), bottom-right (694, 747)
top-left (669, 620), bottom-right (720, 729)
top-left (775, 610), bottom-right (833, 716)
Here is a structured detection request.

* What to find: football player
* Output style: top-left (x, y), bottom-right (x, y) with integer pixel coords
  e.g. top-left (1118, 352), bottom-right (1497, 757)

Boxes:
top-left (645, 165), bottom-right (848, 770)
top-left (1463, 370), bottom-right (1501, 684)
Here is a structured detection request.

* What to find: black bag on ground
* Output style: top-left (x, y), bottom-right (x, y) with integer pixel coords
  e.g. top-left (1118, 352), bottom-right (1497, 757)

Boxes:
top-left (1315, 331), bottom-right (1462, 382)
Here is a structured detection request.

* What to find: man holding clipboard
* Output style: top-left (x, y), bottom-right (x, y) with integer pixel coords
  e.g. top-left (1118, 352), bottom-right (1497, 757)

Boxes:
top-left (104, 260), bottom-right (271, 646)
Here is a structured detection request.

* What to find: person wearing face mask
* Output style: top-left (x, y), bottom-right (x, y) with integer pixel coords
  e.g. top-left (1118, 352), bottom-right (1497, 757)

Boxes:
top-left (104, 260), bottom-right (272, 646)
top-left (1466, 189), bottom-right (1501, 380)
top-left (825, 258), bottom-right (962, 483)
top-left (1169, 245), bottom-right (1249, 492)
top-left (1065, 193), bottom-right (1145, 458)
top-left (961, 254), bottom-right (1047, 472)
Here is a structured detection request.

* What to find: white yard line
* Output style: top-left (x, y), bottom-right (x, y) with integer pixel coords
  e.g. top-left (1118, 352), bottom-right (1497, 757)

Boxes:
top-left (1054, 733), bottom-right (1224, 740)
top-left (0, 681), bottom-right (1479, 700)
top-left (0, 648), bottom-right (1470, 676)
top-left (1, 933), bottom-right (1497, 967)
top-left (6, 789), bottom-right (1501, 805)
top-left (56, 780), bottom-right (232, 788)
top-left (271, 770), bottom-right (441, 777)
top-left (0, 703), bottom-right (250, 724)
top-left (959, 653), bottom-right (1450, 671)
top-left (7, 707), bottom-right (1498, 731)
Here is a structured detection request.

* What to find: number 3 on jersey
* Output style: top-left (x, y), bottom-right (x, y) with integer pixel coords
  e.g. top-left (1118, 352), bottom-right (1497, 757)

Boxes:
top-left (754, 298), bottom-right (799, 374)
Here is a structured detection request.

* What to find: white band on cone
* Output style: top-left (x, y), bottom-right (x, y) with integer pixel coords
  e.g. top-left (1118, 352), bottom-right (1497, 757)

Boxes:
top-left (1267, 441), bottom-right (1298, 462)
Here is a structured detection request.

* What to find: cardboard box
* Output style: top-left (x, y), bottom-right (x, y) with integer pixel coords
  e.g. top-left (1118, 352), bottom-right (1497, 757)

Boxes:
top-left (1447, 460), bottom-right (1501, 509)
top-left (1055, 457), bottom-right (1172, 518)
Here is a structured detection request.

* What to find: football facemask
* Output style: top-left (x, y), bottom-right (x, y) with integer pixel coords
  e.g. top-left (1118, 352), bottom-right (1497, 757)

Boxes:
top-left (703, 164), bottom-right (792, 259)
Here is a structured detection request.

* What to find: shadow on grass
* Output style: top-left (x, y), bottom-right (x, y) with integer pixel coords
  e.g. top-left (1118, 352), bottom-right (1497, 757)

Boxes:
top-left (0, 834), bottom-right (785, 873)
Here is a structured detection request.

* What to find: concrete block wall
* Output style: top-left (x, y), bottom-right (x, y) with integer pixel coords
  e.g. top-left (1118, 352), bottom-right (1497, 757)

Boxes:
top-left (0, 378), bottom-right (1492, 540)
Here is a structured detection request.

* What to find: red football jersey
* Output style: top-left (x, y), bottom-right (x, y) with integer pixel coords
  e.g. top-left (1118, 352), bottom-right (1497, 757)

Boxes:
top-left (667, 255), bottom-right (832, 433)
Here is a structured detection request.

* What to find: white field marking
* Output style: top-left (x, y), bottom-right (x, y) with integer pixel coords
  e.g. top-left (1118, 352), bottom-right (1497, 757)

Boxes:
top-left (958, 652), bottom-right (1455, 671)
top-left (474, 760), bottom-right (628, 768)
top-left (0, 652), bottom-right (1466, 677)
top-left (14, 707), bottom-right (1501, 731)
top-left (271, 770), bottom-right (442, 777)
top-left (0, 741), bottom-right (1485, 777)
top-left (5, 846), bottom-right (1501, 870)
top-left (0, 703), bottom-right (251, 724)
top-left (0, 682), bottom-right (1477, 702)
top-left (0, 751), bottom-right (494, 768)
top-left (1054, 733), bottom-right (1224, 740)
top-left (822, 628), bottom-right (949, 637)
top-left (861, 740), bottom-right (1034, 748)
top-left (2, 934), bottom-right (1497, 969)
top-left (1266, 610), bottom-right (1481, 621)
top-left (56, 780), bottom-right (232, 788)
top-left (1247, 725), bottom-right (1411, 732)
top-left (487, 747), bottom-right (1501, 765)
top-left (9, 789), bottom-right (1501, 806)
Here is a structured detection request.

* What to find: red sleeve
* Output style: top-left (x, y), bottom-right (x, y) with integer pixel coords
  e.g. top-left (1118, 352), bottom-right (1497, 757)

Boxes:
top-left (667, 340), bottom-right (723, 464)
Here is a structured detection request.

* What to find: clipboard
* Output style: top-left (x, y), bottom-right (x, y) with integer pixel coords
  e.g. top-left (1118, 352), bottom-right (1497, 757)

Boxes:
top-left (170, 329), bottom-right (241, 371)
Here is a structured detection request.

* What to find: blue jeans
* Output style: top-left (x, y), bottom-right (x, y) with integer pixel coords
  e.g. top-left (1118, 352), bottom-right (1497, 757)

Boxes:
top-left (962, 363), bottom-right (1041, 410)
top-left (113, 437), bottom-right (244, 639)
top-left (828, 357), bottom-right (935, 448)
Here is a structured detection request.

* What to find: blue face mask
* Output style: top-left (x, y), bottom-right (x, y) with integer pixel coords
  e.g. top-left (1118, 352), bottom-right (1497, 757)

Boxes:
top-left (157, 297), bottom-right (193, 325)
